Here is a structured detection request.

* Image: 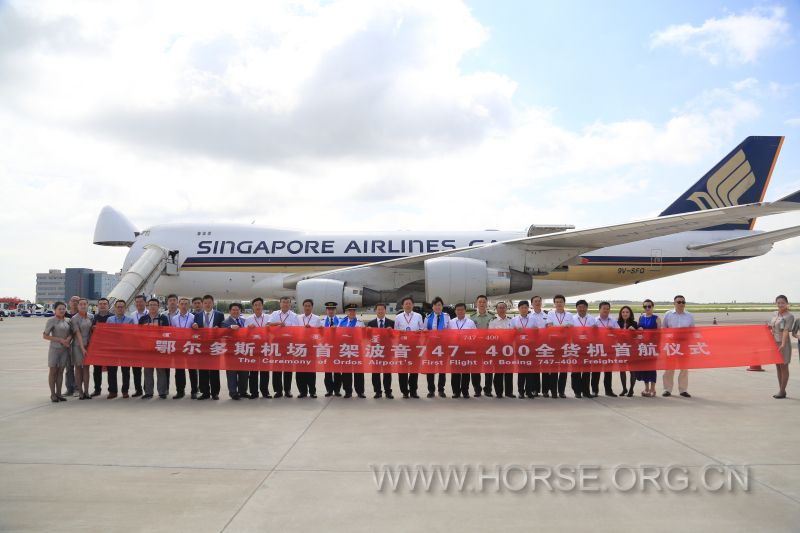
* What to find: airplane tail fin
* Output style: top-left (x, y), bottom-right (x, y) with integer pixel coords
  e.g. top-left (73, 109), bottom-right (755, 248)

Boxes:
top-left (659, 136), bottom-right (784, 230)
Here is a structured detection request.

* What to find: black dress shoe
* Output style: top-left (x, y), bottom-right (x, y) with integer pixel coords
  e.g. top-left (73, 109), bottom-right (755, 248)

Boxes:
top-left (197, 394), bottom-right (210, 400)
top-left (462, 393), bottom-right (470, 399)
top-left (357, 393), bottom-right (366, 398)
top-left (410, 393), bottom-right (419, 398)
top-left (485, 391), bottom-right (493, 397)
top-left (298, 393), bottom-right (307, 398)
top-left (274, 391), bottom-right (283, 398)
top-left (159, 394), bottom-right (167, 399)
top-left (518, 393), bottom-right (525, 399)
top-left (620, 389), bottom-right (628, 396)
top-left (575, 392), bottom-right (583, 398)
top-left (543, 392), bottom-right (550, 398)
top-left (173, 392), bottom-right (185, 399)
top-left (474, 391), bottom-right (481, 397)
top-left (679, 392), bottom-right (691, 398)
top-left (662, 391), bottom-right (671, 397)
top-left (559, 393), bottom-right (567, 398)
top-left (262, 393), bottom-right (272, 399)
top-left (495, 394), bottom-right (503, 399)
top-left (284, 392), bottom-right (293, 398)
top-left (325, 392), bottom-right (333, 397)
top-left (141, 394), bottom-right (153, 399)
top-left (386, 393), bottom-right (394, 399)
top-left (452, 393), bottom-right (461, 399)
top-left (427, 392), bottom-right (435, 398)
top-left (526, 392), bottom-right (535, 399)
top-left (91, 391), bottom-right (101, 398)
top-left (191, 393), bottom-right (198, 399)
top-left (606, 391), bottom-right (618, 397)
top-left (334, 391), bottom-right (342, 397)
top-left (438, 391), bottom-right (446, 398)
top-left (310, 393), bottom-right (317, 398)
top-left (402, 393), bottom-right (409, 399)
top-left (533, 392), bottom-right (540, 398)
top-left (212, 395), bottom-right (219, 400)
top-left (231, 394), bottom-right (241, 400)
top-left (344, 393), bottom-right (352, 398)
top-left (505, 393), bottom-right (515, 398)
top-left (132, 390), bottom-right (143, 397)
top-left (373, 392), bottom-right (382, 399)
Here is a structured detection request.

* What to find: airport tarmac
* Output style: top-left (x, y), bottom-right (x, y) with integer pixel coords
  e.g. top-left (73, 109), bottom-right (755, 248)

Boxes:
top-left (0, 313), bottom-right (798, 532)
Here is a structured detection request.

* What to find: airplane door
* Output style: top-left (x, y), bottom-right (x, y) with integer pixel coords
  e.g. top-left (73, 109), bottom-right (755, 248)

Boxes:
top-left (650, 249), bottom-right (662, 271)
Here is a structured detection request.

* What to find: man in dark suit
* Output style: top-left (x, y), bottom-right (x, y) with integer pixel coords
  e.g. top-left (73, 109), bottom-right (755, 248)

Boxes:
top-left (193, 294), bottom-right (225, 400)
top-left (367, 303), bottom-right (394, 399)
top-left (221, 302), bottom-right (248, 400)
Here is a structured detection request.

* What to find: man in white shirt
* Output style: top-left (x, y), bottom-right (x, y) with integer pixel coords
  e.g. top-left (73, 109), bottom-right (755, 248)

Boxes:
top-left (448, 303), bottom-right (476, 398)
top-left (338, 303), bottom-right (365, 398)
top-left (529, 295), bottom-right (548, 397)
top-left (511, 300), bottom-right (538, 399)
top-left (544, 294), bottom-right (573, 399)
top-left (170, 297), bottom-right (197, 399)
top-left (570, 299), bottom-right (596, 398)
top-left (394, 296), bottom-right (424, 399)
top-left (593, 301), bottom-right (620, 397)
top-left (489, 302), bottom-right (514, 398)
top-left (661, 295), bottom-right (695, 398)
top-left (268, 296), bottom-right (302, 398)
top-left (244, 297), bottom-right (271, 399)
top-left (297, 298), bottom-right (322, 398)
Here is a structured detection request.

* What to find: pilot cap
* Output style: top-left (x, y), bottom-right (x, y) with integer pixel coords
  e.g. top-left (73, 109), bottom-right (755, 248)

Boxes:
top-left (344, 303), bottom-right (357, 310)
top-left (324, 302), bottom-right (338, 309)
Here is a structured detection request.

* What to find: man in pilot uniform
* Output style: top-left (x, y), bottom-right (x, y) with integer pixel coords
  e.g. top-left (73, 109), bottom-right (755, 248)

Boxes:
top-left (322, 302), bottom-right (342, 397)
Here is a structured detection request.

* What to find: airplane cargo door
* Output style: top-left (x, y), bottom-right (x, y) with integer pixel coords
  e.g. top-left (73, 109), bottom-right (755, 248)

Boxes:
top-left (650, 249), bottom-right (662, 271)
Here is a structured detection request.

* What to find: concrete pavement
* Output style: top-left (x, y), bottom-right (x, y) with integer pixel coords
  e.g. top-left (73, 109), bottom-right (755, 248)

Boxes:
top-left (1, 315), bottom-right (798, 532)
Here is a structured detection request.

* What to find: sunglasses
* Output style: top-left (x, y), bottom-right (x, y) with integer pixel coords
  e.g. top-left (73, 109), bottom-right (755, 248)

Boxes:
top-left (675, 301), bottom-right (686, 304)
top-left (643, 304), bottom-right (653, 309)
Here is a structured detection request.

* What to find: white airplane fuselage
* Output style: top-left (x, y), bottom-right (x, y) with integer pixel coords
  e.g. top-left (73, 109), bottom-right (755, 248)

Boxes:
top-left (122, 223), bottom-right (769, 301)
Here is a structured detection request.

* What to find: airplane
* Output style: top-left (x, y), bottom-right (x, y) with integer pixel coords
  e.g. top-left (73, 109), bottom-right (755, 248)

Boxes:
top-left (95, 136), bottom-right (800, 313)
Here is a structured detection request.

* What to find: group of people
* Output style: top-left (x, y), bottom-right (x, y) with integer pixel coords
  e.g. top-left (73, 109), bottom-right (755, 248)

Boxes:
top-left (42, 292), bottom-right (797, 403)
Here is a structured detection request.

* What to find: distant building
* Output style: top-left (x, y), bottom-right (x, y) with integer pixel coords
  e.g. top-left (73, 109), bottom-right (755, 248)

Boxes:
top-left (36, 268), bottom-right (121, 303)
top-left (36, 269), bottom-right (65, 304)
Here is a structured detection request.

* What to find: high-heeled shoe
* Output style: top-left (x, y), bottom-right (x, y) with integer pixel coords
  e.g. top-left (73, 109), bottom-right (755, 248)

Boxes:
top-left (50, 395), bottom-right (58, 403)
top-left (56, 395), bottom-right (67, 402)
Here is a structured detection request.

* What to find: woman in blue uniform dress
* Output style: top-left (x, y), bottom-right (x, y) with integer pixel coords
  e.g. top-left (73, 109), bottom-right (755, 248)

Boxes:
top-left (637, 299), bottom-right (660, 397)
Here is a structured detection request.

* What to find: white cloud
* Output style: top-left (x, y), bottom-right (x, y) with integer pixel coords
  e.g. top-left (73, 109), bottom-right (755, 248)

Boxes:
top-left (786, 117), bottom-right (800, 127)
top-left (650, 6), bottom-right (790, 65)
top-left (0, 0), bottom-right (796, 303)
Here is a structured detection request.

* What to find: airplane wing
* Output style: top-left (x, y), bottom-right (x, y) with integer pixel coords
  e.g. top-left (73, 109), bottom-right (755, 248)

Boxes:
top-left (282, 189), bottom-right (800, 286)
top-left (687, 224), bottom-right (800, 254)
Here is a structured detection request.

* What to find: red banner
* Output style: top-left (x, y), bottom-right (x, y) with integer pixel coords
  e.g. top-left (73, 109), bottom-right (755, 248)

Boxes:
top-left (85, 323), bottom-right (782, 373)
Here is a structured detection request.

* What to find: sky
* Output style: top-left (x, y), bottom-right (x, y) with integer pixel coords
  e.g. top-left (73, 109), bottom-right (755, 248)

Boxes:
top-left (0, 0), bottom-right (798, 302)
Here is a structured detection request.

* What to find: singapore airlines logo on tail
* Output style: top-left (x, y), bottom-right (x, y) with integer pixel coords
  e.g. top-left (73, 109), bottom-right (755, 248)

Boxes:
top-left (687, 149), bottom-right (756, 210)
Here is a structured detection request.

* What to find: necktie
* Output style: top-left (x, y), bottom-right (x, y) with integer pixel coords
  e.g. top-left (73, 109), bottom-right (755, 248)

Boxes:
top-left (379, 319), bottom-right (383, 328)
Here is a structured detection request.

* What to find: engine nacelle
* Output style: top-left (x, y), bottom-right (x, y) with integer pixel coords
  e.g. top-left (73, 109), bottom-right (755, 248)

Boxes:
top-left (424, 257), bottom-right (532, 303)
top-left (295, 279), bottom-right (376, 314)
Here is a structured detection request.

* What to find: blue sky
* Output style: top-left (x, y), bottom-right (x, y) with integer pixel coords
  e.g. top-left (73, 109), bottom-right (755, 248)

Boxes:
top-left (0, 0), bottom-right (798, 302)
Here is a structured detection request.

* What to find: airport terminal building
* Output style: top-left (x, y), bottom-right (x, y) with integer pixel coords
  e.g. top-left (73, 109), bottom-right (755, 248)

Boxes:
top-left (35, 268), bottom-right (121, 304)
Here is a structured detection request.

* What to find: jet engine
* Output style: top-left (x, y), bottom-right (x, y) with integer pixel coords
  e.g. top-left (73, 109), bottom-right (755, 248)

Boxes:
top-left (423, 257), bottom-right (532, 303)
